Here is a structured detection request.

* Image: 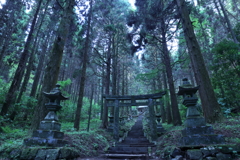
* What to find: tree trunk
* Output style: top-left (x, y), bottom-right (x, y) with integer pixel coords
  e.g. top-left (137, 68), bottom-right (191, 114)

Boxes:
top-left (218, 0), bottom-right (239, 44)
top-left (162, 70), bottom-right (172, 124)
top-left (30, 37), bottom-right (48, 98)
top-left (74, 0), bottom-right (92, 131)
top-left (161, 18), bottom-right (182, 126)
top-left (31, 0), bottom-right (75, 129)
top-left (0, 0), bottom-right (43, 116)
top-left (176, 0), bottom-right (222, 123)
top-left (87, 85), bottom-right (94, 132)
top-left (101, 37), bottom-right (112, 128)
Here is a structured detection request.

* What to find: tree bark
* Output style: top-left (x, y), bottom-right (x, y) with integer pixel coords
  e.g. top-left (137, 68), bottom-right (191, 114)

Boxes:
top-left (31, 0), bottom-right (75, 129)
top-left (218, 0), bottom-right (239, 44)
top-left (161, 18), bottom-right (182, 126)
top-left (87, 85), bottom-right (94, 132)
top-left (162, 70), bottom-right (172, 124)
top-left (101, 36), bottom-right (112, 128)
top-left (176, 0), bottom-right (222, 123)
top-left (0, 0), bottom-right (43, 116)
top-left (74, 0), bottom-right (92, 131)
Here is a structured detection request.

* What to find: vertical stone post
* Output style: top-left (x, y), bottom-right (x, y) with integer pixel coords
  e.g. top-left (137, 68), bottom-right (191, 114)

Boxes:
top-left (113, 99), bottom-right (119, 140)
top-left (148, 98), bottom-right (157, 141)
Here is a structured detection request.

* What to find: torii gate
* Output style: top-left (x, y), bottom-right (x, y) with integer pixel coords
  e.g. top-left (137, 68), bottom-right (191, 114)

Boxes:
top-left (103, 91), bottom-right (166, 140)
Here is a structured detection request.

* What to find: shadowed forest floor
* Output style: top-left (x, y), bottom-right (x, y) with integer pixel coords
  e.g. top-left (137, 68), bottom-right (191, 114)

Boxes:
top-left (1, 116), bottom-right (240, 159)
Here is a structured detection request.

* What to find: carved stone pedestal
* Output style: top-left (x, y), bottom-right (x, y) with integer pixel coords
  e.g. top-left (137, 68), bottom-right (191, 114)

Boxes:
top-left (178, 78), bottom-right (225, 146)
top-left (24, 84), bottom-right (68, 147)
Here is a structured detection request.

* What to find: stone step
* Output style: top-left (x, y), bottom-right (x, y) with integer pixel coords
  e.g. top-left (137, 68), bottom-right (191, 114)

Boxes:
top-left (115, 143), bottom-right (156, 147)
top-left (123, 137), bottom-right (148, 141)
top-left (108, 146), bottom-right (148, 154)
top-left (104, 153), bottom-right (148, 159)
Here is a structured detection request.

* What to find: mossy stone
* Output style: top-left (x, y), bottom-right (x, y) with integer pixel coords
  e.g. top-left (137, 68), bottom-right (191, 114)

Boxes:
top-left (187, 149), bottom-right (203, 160)
top-left (35, 149), bottom-right (47, 160)
top-left (59, 148), bottom-right (72, 159)
top-left (216, 152), bottom-right (232, 160)
top-left (45, 149), bottom-right (59, 160)
top-left (20, 148), bottom-right (39, 159)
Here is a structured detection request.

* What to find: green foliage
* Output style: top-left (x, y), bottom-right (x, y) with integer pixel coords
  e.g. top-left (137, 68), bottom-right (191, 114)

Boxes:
top-left (136, 69), bottom-right (159, 81)
top-left (104, 24), bottom-right (117, 33)
top-left (213, 116), bottom-right (240, 145)
top-left (0, 78), bottom-right (9, 105)
top-left (233, 22), bottom-right (240, 42)
top-left (65, 130), bottom-right (112, 157)
top-left (57, 78), bottom-right (72, 96)
top-left (211, 39), bottom-right (240, 109)
top-left (0, 126), bottom-right (28, 157)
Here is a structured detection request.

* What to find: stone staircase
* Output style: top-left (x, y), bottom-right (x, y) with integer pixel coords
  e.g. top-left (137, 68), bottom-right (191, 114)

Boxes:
top-left (106, 115), bottom-right (156, 159)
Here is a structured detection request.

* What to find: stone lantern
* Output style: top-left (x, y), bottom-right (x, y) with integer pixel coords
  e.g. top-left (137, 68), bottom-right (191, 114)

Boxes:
top-left (177, 78), bottom-right (225, 146)
top-left (155, 113), bottom-right (165, 135)
top-left (24, 84), bottom-right (68, 147)
top-left (107, 115), bottom-right (114, 132)
top-left (178, 78), bottom-right (203, 127)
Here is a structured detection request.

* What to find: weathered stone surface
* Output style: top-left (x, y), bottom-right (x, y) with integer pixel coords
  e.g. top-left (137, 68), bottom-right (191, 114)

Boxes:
top-left (39, 121), bottom-right (61, 131)
top-left (171, 155), bottom-right (183, 160)
top-left (208, 146), bottom-right (219, 155)
top-left (32, 130), bottom-right (64, 139)
top-left (184, 117), bottom-right (206, 127)
top-left (186, 149), bottom-right (203, 160)
top-left (35, 149), bottom-right (47, 160)
top-left (182, 126), bottom-right (214, 136)
top-left (180, 134), bottom-right (225, 146)
top-left (218, 145), bottom-right (234, 154)
top-left (201, 147), bottom-right (212, 157)
top-left (24, 137), bottom-right (67, 147)
top-left (45, 149), bottom-right (59, 160)
top-left (205, 157), bottom-right (217, 160)
top-left (216, 152), bottom-right (232, 160)
top-left (170, 148), bottom-right (184, 158)
top-left (186, 105), bottom-right (201, 117)
top-left (20, 148), bottom-right (38, 159)
top-left (59, 148), bottom-right (72, 159)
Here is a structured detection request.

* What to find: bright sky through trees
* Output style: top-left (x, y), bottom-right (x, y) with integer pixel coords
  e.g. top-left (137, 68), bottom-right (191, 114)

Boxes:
top-left (0, 0), bottom-right (5, 8)
top-left (128, 0), bottom-right (136, 10)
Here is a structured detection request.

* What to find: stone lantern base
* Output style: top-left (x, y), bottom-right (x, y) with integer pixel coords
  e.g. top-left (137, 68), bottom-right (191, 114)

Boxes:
top-left (156, 123), bottom-right (165, 135)
top-left (180, 117), bottom-right (225, 146)
top-left (24, 114), bottom-right (67, 147)
top-left (180, 134), bottom-right (225, 146)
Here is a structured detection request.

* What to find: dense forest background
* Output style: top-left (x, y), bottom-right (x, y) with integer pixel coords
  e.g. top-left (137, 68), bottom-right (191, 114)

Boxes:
top-left (0, 0), bottom-right (240, 131)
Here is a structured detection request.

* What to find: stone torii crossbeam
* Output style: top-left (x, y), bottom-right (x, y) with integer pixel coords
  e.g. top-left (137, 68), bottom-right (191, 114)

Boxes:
top-left (103, 92), bottom-right (166, 141)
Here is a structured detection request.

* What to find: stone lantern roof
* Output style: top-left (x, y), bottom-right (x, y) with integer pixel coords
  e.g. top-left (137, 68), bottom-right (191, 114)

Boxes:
top-left (177, 78), bottom-right (199, 97)
top-left (43, 84), bottom-right (68, 104)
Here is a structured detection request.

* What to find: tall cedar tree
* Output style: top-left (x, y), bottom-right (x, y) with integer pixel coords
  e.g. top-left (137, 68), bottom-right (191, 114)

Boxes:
top-left (130, 0), bottom-right (181, 125)
top-left (0, 0), bottom-right (43, 116)
top-left (74, 0), bottom-right (93, 131)
top-left (31, 0), bottom-right (75, 129)
top-left (176, 0), bottom-right (222, 123)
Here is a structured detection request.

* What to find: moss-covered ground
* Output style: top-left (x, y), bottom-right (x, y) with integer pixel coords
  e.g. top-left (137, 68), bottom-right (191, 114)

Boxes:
top-left (155, 116), bottom-right (240, 157)
top-left (1, 116), bottom-right (240, 159)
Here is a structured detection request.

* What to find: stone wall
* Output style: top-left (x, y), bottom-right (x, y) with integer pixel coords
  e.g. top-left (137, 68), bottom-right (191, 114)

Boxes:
top-left (169, 144), bottom-right (240, 160)
top-left (6, 147), bottom-right (80, 160)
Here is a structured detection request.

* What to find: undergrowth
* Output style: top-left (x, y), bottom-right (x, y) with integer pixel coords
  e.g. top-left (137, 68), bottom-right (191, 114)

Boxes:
top-left (0, 120), bottom-right (113, 159)
top-left (64, 129), bottom-right (113, 158)
top-left (155, 116), bottom-right (240, 158)
top-left (212, 116), bottom-right (240, 145)
top-left (155, 124), bottom-right (183, 157)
